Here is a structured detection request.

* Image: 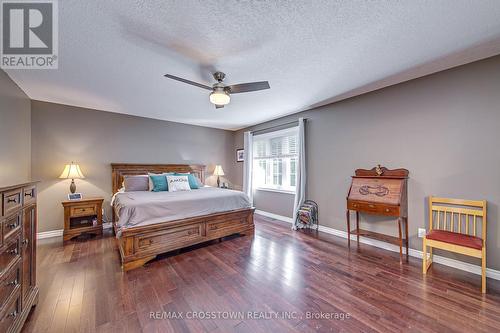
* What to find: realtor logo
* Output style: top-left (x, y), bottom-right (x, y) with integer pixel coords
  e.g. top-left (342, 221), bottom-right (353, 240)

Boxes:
top-left (1, 0), bottom-right (58, 69)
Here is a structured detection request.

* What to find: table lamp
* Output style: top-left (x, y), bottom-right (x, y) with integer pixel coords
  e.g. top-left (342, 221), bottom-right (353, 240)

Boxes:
top-left (213, 165), bottom-right (225, 188)
top-left (59, 162), bottom-right (85, 193)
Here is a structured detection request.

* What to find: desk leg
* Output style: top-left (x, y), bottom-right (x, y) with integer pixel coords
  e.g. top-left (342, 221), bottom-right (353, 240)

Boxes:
top-left (356, 211), bottom-right (360, 245)
top-left (346, 210), bottom-right (351, 247)
top-left (405, 217), bottom-right (409, 262)
top-left (398, 218), bottom-right (403, 264)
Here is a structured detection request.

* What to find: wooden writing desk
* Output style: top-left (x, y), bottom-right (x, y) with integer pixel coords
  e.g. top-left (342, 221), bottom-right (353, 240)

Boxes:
top-left (346, 165), bottom-right (409, 263)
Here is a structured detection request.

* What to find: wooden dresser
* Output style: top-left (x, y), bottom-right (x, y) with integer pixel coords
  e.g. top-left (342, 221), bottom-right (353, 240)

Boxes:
top-left (346, 165), bottom-right (409, 263)
top-left (0, 182), bottom-right (38, 333)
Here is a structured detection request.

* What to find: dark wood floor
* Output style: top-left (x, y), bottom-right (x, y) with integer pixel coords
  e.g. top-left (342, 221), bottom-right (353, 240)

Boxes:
top-left (22, 214), bottom-right (500, 333)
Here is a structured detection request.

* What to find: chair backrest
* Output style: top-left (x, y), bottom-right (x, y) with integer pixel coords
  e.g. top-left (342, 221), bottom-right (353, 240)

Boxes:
top-left (429, 196), bottom-right (487, 240)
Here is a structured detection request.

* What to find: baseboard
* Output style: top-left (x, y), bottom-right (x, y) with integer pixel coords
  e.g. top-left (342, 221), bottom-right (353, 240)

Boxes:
top-left (37, 229), bottom-right (63, 239)
top-left (255, 210), bottom-right (500, 281)
top-left (255, 210), bottom-right (294, 223)
top-left (37, 223), bottom-right (113, 240)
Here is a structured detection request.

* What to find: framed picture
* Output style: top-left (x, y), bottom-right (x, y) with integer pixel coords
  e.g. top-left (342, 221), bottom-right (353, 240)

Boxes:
top-left (236, 149), bottom-right (244, 162)
top-left (68, 193), bottom-right (83, 200)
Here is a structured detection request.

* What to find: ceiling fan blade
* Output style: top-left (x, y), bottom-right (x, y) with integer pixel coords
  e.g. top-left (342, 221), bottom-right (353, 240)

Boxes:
top-left (227, 81), bottom-right (270, 94)
top-left (163, 74), bottom-right (213, 90)
top-left (215, 104), bottom-right (224, 109)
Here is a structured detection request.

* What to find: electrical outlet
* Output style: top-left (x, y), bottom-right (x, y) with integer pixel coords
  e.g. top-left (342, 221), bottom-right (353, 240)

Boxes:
top-left (418, 228), bottom-right (426, 238)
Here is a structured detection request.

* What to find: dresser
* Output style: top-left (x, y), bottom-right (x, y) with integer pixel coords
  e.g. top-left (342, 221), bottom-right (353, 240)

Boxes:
top-left (346, 165), bottom-right (409, 263)
top-left (0, 182), bottom-right (38, 333)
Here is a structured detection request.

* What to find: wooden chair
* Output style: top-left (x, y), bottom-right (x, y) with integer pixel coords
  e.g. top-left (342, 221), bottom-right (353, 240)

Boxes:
top-left (423, 196), bottom-right (487, 293)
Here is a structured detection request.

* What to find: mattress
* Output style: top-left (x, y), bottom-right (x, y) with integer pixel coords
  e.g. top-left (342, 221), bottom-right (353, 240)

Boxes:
top-left (113, 187), bottom-right (251, 233)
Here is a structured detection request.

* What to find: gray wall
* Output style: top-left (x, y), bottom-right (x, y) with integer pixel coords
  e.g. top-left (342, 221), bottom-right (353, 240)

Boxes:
top-left (0, 70), bottom-right (31, 186)
top-left (233, 55), bottom-right (500, 270)
top-left (31, 101), bottom-right (235, 232)
top-left (254, 190), bottom-right (295, 217)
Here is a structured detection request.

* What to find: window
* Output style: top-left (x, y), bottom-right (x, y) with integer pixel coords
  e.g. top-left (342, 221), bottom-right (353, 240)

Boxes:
top-left (253, 127), bottom-right (298, 192)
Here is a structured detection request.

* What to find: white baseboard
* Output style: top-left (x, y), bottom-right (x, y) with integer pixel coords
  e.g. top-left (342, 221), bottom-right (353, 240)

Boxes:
top-left (37, 229), bottom-right (63, 239)
top-left (37, 222), bottom-right (113, 240)
top-left (255, 210), bottom-right (500, 281)
top-left (255, 210), bottom-right (294, 223)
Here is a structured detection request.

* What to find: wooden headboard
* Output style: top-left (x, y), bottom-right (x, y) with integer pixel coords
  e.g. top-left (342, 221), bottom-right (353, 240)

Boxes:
top-left (111, 163), bottom-right (206, 194)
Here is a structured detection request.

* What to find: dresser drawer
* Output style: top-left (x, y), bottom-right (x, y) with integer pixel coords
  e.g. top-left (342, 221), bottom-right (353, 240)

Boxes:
top-left (0, 261), bottom-right (20, 312)
top-left (22, 186), bottom-right (36, 207)
top-left (0, 289), bottom-right (21, 333)
top-left (3, 189), bottom-right (22, 217)
top-left (70, 205), bottom-right (97, 217)
top-left (3, 213), bottom-right (21, 244)
top-left (0, 236), bottom-right (21, 278)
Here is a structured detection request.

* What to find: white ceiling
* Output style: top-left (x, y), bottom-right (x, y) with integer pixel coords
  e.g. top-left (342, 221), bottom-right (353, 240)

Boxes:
top-left (6, 0), bottom-right (500, 130)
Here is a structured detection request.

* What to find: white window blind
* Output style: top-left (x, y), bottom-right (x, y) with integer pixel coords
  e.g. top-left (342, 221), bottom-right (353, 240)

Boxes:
top-left (252, 127), bottom-right (298, 192)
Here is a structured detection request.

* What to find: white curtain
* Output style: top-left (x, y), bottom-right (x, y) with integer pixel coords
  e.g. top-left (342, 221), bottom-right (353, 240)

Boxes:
top-left (292, 118), bottom-right (306, 230)
top-left (243, 131), bottom-right (254, 205)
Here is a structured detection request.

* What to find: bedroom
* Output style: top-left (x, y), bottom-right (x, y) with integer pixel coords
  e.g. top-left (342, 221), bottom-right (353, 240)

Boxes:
top-left (1, 1), bottom-right (500, 332)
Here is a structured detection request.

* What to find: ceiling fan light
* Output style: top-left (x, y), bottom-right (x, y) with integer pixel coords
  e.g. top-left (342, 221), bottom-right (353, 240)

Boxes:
top-left (209, 90), bottom-right (230, 106)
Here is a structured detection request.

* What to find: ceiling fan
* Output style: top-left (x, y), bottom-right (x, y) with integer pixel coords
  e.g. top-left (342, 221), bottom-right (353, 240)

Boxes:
top-left (163, 71), bottom-right (270, 108)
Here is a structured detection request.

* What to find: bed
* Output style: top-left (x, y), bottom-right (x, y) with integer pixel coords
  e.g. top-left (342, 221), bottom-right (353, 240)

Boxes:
top-left (111, 163), bottom-right (255, 271)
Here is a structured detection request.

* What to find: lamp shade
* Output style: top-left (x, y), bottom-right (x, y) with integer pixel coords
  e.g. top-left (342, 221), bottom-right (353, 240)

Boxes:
top-left (59, 163), bottom-right (85, 179)
top-left (213, 165), bottom-right (225, 176)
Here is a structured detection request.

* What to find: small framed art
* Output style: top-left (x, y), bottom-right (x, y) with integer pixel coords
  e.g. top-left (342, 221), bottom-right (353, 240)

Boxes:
top-left (236, 149), bottom-right (244, 162)
top-left (68, 193), bottom-right (83, 200)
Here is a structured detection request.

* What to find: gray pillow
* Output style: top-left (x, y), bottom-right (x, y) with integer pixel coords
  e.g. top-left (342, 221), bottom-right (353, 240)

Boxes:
top-left (124, 175), bottom-right (149, 192)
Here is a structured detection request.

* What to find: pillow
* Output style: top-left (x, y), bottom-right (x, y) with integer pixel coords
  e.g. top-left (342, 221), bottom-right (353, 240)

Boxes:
top-left (149, 174), bottom-right (168, 192)
top-left (148, 172), bottom-right (174, 191)
top-left (194, 176), bottom-right (204, 188)
top-left (174, 173), bottom-right (199, 189)
top-left (123, 175), bottom-right (149, 192)
top-left (166, 175), bottom-right (191, 192)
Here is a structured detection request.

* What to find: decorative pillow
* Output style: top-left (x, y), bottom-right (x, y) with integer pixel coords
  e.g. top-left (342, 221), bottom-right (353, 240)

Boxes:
top-left (123, 175), bottom-right (149, 192)
top-left (149, 174), bottom-right (168, 192)
top-left (194, 176), bottom-right (204, 188)
top-left (174, 173), bottom-right (199, 189)
top-left (166, 175), bottom-right (191, 192)
top-left (148, 172), bottom-right (174, 191)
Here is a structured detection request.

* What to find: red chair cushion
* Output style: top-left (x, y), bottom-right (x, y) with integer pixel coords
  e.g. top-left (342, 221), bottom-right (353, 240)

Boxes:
top-left (426, 230), bottom-right (483, 250)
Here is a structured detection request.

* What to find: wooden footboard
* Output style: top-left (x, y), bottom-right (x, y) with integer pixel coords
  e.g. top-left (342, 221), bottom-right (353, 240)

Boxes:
top-left (115, 208), bottom-right (255, 271)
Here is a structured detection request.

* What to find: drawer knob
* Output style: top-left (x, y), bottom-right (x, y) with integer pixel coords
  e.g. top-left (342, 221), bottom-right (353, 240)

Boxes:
top-left (25, 192), bottom-right (33, 197)
top-left (7, 248), bottom-right (18, 255)
top-left (7, 223), bottom-right (18, 229)
top-left (8, 310), bottom-right (17, 318)
top-left (386, 208), bottom-right (390, 212)
top-left (369, 204), bottom-right (375, 208)
top-left (353, 204), bottom-right (357, 207)
top-left (6, 279), bottom-right (18, 287)
top-left (7, 198), bottom-right (17, 203)
top-left (23, 239), bottom-right (29, 245)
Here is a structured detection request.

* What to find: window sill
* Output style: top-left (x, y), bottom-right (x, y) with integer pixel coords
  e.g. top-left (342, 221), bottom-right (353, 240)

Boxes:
top-left (255, 187), bottom-right (296, 195)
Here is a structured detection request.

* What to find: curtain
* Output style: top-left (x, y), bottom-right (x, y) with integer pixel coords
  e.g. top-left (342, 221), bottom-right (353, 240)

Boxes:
top-left (243, 131), bottom-right (254, 205)
top-left (292, 118), bottom-right (306, 230)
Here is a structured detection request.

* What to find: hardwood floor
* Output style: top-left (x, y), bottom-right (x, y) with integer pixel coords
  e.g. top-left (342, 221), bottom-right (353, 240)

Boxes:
top-left (22, 214), bottom-right (500, 333)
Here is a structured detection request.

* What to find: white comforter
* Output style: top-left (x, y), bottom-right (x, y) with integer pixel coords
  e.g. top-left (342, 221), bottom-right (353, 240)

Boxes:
top-left (113, 187), bottom-right (251, 232)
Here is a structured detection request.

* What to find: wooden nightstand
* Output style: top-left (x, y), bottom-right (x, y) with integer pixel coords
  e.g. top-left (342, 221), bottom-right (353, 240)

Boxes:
top-left (62, 197), bottom-right (104, 241)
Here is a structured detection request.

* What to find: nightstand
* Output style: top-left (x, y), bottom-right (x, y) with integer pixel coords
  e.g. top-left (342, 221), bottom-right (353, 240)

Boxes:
top-left (62, 197), bottom-right (104, 241)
